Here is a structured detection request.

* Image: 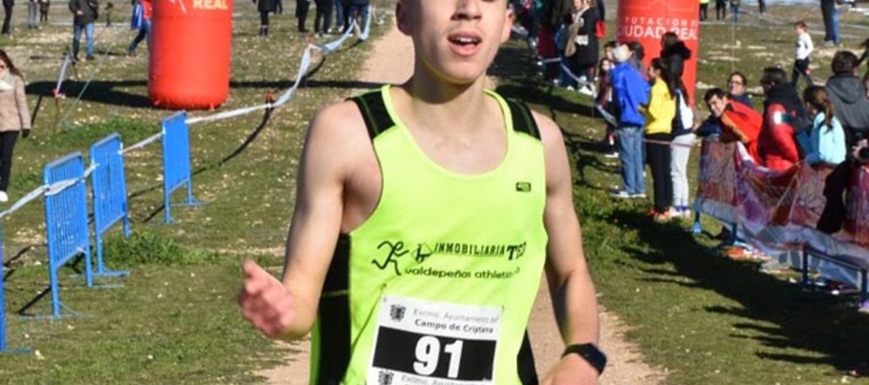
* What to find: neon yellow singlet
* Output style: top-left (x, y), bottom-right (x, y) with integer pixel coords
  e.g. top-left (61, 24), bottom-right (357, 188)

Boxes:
top-left (310, 85), bottom-right (548, 385)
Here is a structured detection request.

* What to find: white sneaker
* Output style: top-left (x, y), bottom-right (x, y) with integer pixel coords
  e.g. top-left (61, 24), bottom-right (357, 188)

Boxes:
top-left (630, 193), bottom-right (647, 199)
top-left (610, 190), bottom-right (632, 199)
top-left (578, 86), bottom-right (594, 96)
top-left (0, 191), bottom-right (8, 203)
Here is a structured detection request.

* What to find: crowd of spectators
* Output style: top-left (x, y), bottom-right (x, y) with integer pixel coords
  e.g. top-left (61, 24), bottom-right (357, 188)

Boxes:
top-left (515, 0), bottom-right (869, 232)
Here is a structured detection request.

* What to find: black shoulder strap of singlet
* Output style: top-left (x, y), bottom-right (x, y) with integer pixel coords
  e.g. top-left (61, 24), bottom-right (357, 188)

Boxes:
top-left (349, 89), bottom-right (395, 140)
top-left (505, 98), bottom-right (541, 140)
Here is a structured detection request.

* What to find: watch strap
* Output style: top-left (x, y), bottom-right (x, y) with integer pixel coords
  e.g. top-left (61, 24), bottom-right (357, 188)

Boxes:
top-left (562, 343), bottom-right (607, 375)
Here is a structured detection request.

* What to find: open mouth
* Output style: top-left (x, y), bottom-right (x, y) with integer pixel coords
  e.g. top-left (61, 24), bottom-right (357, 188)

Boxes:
top-left (448, 36), bottom-right (482, 47)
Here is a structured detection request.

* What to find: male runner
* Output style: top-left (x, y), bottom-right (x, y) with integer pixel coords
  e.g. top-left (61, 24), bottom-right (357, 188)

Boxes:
top-left (238, 0), bottom-right (603, 383)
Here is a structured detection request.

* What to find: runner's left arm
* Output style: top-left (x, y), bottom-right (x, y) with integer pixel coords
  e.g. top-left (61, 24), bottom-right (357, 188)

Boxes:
top-left (534, 111), bottom-right (601, 384)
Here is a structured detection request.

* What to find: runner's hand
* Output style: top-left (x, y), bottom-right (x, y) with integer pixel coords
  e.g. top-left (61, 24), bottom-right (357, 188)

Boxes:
top-left (541, 354), bottom-right (599, 385)
top-left (238, 260), bottom-right (296, 339)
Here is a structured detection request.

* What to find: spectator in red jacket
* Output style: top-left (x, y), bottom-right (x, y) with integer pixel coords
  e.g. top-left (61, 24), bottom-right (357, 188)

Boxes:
top-left (759, 67), bottom-right (806, 172)
top-left (704, 88), bottom-right (763, 163)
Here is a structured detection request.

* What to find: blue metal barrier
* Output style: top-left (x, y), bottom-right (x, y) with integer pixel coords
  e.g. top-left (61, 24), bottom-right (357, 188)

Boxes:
top-left (90, 134), bottom-right (131, 278)
top-left (162, 112), bottom-right (198, 223)
top-left (44, 152), bottom-right (93, 318)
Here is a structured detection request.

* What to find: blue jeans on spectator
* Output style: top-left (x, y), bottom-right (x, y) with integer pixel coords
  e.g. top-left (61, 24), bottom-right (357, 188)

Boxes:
top-left (345, 3), bottom-right (368, 31)
top-left (128, 19), bottom-right (151, 53)
top-left (617, 126), bottom-right (645, 195)
top-left (731, 4), bottom-right (739, 22)
top-left (73, 22), bottom-right (95, 59)
top-left (333, 0), bottom-right (344, 31)
top-left (831, 7), bottom-right (841, 44)
top-left (558, 52), bottom-right (578, 88)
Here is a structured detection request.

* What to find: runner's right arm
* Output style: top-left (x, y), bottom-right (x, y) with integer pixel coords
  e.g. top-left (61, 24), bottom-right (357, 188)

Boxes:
top-left (239, 101), bottom-right (363, 341)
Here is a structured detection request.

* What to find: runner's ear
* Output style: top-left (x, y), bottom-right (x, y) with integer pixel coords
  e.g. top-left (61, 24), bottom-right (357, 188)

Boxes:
top-left (396, 1), bottom-right (411, 36)
top-left (500, 5), bottom-right (514, 44)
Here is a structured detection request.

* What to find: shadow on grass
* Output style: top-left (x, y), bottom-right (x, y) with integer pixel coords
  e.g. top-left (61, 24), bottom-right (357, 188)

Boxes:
top-left (27, 80), bottom-right (152, 108)
top-left (609, 206), bottom-right (869, 377)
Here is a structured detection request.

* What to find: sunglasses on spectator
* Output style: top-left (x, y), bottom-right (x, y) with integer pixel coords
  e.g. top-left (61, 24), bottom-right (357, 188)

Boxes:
top-left (728, 80), bottom-right (743, 86)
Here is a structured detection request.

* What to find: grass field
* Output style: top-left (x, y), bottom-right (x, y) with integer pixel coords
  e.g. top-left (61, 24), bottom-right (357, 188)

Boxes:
top-left (1, 0), bottom-right (868, 384)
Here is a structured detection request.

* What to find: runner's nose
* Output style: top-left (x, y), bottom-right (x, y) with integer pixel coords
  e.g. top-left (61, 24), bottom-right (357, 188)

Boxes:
top-left (453, 0), bottom-right (482, 21)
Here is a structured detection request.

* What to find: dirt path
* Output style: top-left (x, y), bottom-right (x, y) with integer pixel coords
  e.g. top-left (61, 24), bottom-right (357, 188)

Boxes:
top-left (259, 21), bottom-right (666, 385)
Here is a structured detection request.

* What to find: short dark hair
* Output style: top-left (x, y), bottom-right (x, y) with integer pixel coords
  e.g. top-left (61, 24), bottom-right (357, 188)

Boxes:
top-left (831, 51), bottom-right (859, 75)
top-left (795, 20), bottom-right (807, 29)
top-left (760, 67), bottom-right (788, 87)
top-left (704, 88), bottom-right (728, 103)
top-left (604, 40), bottom-right (617, 49)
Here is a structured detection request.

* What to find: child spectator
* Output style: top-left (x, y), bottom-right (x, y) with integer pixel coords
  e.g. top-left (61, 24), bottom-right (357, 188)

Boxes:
top-left (800, 86), bottom-right (847, 166)
top-left (598, 41), bottom-right (617, 157)
top-left (104, 1), bottom-right (113, 27)
top-left (39, 0), bottom-right (49, 23)
top-left (792, 20), bottom-right (814, 88)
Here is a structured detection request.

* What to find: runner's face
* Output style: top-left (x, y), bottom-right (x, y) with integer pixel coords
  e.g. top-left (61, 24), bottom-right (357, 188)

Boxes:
top-left (397, 0), bottom-right (513, 85)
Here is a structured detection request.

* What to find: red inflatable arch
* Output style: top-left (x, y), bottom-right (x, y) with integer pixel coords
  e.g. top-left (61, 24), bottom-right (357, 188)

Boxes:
top-left (149, 0), bottom-right (233, 110)
top-left (617, 0), bottom-right (700, 105)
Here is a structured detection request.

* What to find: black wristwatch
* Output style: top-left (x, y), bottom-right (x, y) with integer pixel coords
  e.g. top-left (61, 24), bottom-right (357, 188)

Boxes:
top-left (562, 343), bottom-right (607, 375)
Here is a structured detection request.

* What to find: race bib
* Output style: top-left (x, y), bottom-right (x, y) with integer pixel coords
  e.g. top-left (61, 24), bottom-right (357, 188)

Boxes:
top-left (367, 296), bottom-right (502, 385)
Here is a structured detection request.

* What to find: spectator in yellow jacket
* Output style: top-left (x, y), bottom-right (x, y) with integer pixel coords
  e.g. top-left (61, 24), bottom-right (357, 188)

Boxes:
top-left (643, 58), bottom-right (675, 222)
